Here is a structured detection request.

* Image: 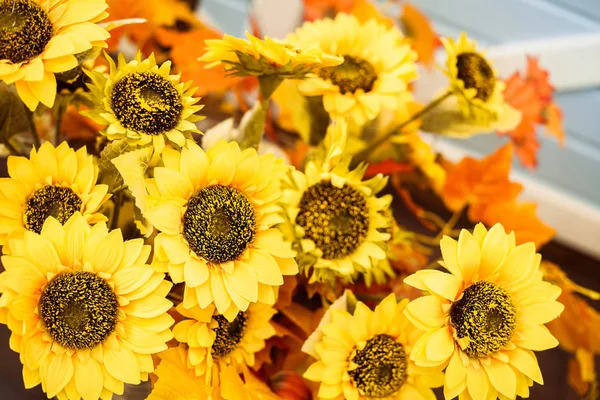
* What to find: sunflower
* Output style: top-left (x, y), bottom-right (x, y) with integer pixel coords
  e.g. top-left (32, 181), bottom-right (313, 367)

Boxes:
top-left (200, 31), bottom-right (342, 79)
top-left (442, 32), bottom-right (514, 124)
top-left (82, 52), bottom-right (204, 155)
top-left (172, 302), bottom-right (276, 391)
top-left (0, 141), bottom-right (109, 246)
top-left (304, 293), bottom-right (443, 399)
top-left (286, 13), bottom-right (418, 126)
top-left (403, 223), bottom-right (564, 400)
top-left (145, 140), bottom-right (298, 319)
top-left (281, 156), bottom-right (392, 285)
top-left (0, 213), bottom-right (174, 399)
top-left (0, 0), bottom-right (109, 111)
top-left (148, 345), bottom-right (280, 400)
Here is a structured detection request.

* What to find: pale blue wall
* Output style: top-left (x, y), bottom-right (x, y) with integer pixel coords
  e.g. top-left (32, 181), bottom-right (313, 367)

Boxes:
top-left (201, 0), bottom-right (600, 209)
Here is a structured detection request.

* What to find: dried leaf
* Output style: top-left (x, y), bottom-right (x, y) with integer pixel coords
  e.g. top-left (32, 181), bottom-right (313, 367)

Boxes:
top-left (442, 144), bottom-right (523, 218)
top-left (479, 201), bottom-right (555, 247)
top-left (98, 139), bottom-right (133, 190)
top-left (401, 3), bottom-right (440, 66)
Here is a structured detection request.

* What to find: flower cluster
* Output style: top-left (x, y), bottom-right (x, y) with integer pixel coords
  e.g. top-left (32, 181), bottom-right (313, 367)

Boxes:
top-left (0, 1), bottom-right (583, 400)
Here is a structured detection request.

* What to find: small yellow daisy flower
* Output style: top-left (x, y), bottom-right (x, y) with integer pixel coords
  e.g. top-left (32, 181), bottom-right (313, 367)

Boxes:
top-left (404, 223), bottom-right (564, 400)
top-left (83, 53), bottom-right (204, 154)
top-left (281, 157), bottom-right (392, 284)
top-left (0, 213), bottom-right (174, 400)
top-left (172, 302), bottom-right (276, 391)
top-left (0, 142), bottom-right (109, 245)
top-left (304, 294), bottom-right (443, 399)
top-left (145, 140), bottom-right (298, 319)
top-left (442, 32), bottom-right (513, 124)
top-left (0, 0), bottom-right (110, 111)
top-left (200, 31), bottom-right (342, 79)
top-left (286, 13), bottom-right (418, 126)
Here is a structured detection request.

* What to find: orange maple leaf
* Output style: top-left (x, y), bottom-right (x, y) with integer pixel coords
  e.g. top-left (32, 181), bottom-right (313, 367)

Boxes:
top-left (479, 201), bottom-right (555, 247)
top-left (303, 0), bottom-right (354, 20)
top-left (442, 144), bottom-right (523, 220)
top-left (155, 27), bottom-right (239, 96)
top-left (400, 3), bottom-right (440, 66)
top-left (499, 56), bottom-right (565, 169)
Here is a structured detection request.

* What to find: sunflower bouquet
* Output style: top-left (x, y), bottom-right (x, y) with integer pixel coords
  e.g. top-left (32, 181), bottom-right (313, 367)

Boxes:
top-left (0, 0), bottom-right (595, 400)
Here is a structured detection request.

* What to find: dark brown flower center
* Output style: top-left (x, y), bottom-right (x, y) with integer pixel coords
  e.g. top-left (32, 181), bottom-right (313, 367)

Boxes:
top-left (39, 271), bottom-right (118, 349)
top-left (348, 334), bottom-right (407, 398)
top-left (0, 0), bottom-right (53, 64)
top-left (450, 281), bottom-right (516, 358)
top-left (211, 312), bottom-right (248, 357)
top-left (319, 55), bottom-right (377, 94)
top-left (183, 185), bottom-right (256, 264)
top-left (456, 52), bottom-right (496, 101)
top-left (24, 185), bottom-right (82, 234)
top-left (295, 180), bottom-right (369, 259)
top-left (111, 71), bottom-right (183, 135)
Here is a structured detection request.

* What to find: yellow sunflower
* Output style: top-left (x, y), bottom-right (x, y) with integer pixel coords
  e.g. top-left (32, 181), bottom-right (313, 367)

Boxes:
top-left (0, 213), bottom-right (175, 399)
top-left (304, 294), bottom-right (443, 399)
top-left (281, 156), bottom-right (392, 285)
top-left (148, 345), bottom-right (280, 400)
top-left (403, 223), bottom-right (564, 400)
top-left (82, 52), bottom-right (204, 154)
top-left (145, 140), bottom-right (298, 319)
top-left (0, 141), bottom-right (109, 245)
top-left (200, 31), bottom-right (342, 79)
top-left (286, 13), bottom-right (418, 126)
top-left (0, 0), bottom-right (110, 111)
top-left (172, 302), bottom-right (276, 391)
top-left (442, 32), bottom-right (514, 124)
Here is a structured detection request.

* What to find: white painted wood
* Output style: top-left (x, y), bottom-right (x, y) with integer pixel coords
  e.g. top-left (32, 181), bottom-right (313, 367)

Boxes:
top-left (252, 0), bottom-right (303, 39)
top-left (432, 137), bottom-right (600, 259)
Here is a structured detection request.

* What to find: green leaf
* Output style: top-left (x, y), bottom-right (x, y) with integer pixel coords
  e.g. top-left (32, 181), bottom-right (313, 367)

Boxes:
top-left (98, 139), bottom-right (132, 190)
top-left (111, 146), bottom-right (154, 213)
top-left (0, 83), bottom-right (30, 151)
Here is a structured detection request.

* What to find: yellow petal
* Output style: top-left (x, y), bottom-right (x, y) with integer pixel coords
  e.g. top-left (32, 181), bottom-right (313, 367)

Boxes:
top-left (210, 272), bottom-right (231, 314)
top-left (249, 250), bottom-right (283, 285)
top-left (145, 205), bottom-right (182, 235)
top-left (7, 156), bottom-right (40, 188)
top-left (112, 266), bottom-right (155, 295)
top-left (154, 168), bottom-right (193, 199)
top-left (445, 351), bottom-right (467, 390)
top-left (517, 300), bottom-right (564, 327)
top-left (425, 327), bottom-right (455, 363)
top-left (304, 361), bottom-right (325, 382)
top-left (27, 71), bottom-right (57, 108)
top-left (224, 262), bottom-right (258, 302)
top-left (104, 347), bottom-right (141, 384)
top-left (482, 358), bottom-right (516, 399)
top-left (42, 352), bottom-right (73, 397)
top-left (207, 152), bottom-right (235, 185)
top-left (440, 236), bottom-right (462, 279)
top-left (15, 80), bottom-right (40, 111)
top-left (514, 324), bottom-right (559, 351)
top-left (184, 257), bottom-right (210, 288)
top-left (75, 358), bottom-right (103, 400)
top-left (404, 295), bottom-right (445, 329)
top-left (498, 243), bottom-right (536, 285)
top-left (419, 270), bottom-right (462, 301)
top-left (91, 229), bottom-right (124, 274)
top-left (466, 363), bottom-right (489, 400)
top-left (507, 348), bottom-right (543, 384)
top-left (457, 230), bottom-right (480, 282)
top-left (479, 224), bottom-right (508, 278)
top-left (180, 144), bottom-right (208, 189)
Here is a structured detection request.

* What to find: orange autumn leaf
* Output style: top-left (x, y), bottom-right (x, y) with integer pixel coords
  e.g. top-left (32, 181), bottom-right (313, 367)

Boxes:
top-left (479, 201), bottom-right (555, 247)
top-left (499, 56), bottom-right (565, 169)
top-left (61, 105), bottom-right (103, 141)
top-left (303, 0), bottom-right (354, 20)
top-left (442, 144), bottom-right (523, 220)
top-left (365, 158), bottom-right (413, 177)
top-left (155, 27), bottom-right (239, 96)
top-left (400, 3), bottom-right (440, 66)
top-left (350, 0), bottom-right (393, 26)
top-left (105, 0), bottom-right (199, 51)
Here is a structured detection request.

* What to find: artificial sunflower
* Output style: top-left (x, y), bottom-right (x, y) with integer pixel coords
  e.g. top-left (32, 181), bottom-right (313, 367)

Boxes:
top-left (145, 140), bottom-right (298, 318)
top-left (304, 293), bottom-right (443, 399)
top-left (442, 32), bottom-right (515, 124)
top-left (281, 156), bottom-right (392, 285)
top-left (172, 302), bottom-right (276, 391)
top-left (286, 13), bottom-right (418, 126)
top-left (83, 52), bottom-right (204, 154)
top-left (0, 213), bottom-right (174, 399)
top-left (0, 141), bottom-right (109, 245)
top-left (200, 31), bottom-right (342, 80)
top-left (404, 223), bottom-right (564, 400)
top-left (148, 345), bottom-right (280, 400)
top-left (0, 0), bottom-right (110, 111)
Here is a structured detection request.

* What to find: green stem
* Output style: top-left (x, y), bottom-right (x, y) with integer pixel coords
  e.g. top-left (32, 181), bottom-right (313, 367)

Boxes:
top-left (26, 110), bottom-right (41, 149)
top-left (239, 75), bottom-right (283, 150)
top-left (353, 91), bottom-right (452, 163)
top-left (109, 192), bottom-right (123, 230)
top-left (54, 103), bottom-right (66, 146)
